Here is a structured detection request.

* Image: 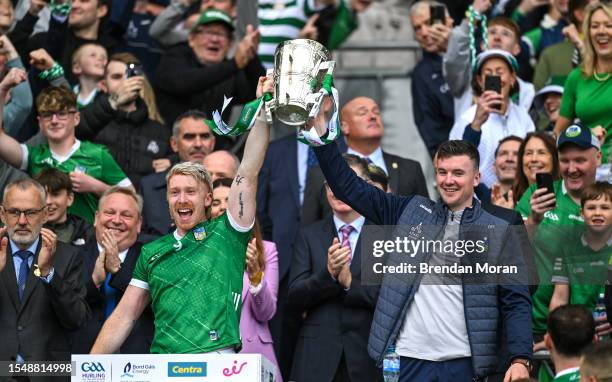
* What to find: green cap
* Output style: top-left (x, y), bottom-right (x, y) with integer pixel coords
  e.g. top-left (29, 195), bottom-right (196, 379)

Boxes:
top-left (192, 9), bottom-right (234, 32)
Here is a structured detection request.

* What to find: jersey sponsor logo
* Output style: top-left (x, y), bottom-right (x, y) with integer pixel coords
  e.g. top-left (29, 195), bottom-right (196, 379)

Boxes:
top-left (74, 165), bottom-right (87, 174)
top-left (168, 362), bottom-right (207, 377)
top-left (544, 211), bottom-right (559, 221)
top-left (568, 214), bottom-right (584, 222)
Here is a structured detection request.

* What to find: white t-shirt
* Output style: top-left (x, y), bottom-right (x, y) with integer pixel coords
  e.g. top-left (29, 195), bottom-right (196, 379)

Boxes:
top-left (449, 103), bottom-right (535, 187)
top-left (395, 211), bottom-right (472, 361)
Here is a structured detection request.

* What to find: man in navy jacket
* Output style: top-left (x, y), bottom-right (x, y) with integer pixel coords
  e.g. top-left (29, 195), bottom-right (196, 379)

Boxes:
top-left (310, 111), bottom-right (532, 381)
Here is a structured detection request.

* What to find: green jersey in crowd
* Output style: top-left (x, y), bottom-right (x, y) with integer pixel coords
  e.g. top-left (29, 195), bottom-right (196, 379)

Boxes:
top-left (552, 233), bottom-right (610, 310)
top-left (131, 212), bottom-right (251, 353)
top-left (516, 180), bottom-right (584, 334)
top-left (553, 367), bottom-right (580, 382)
top-left (560, 67), bottom-right (612, 163)
top-left (21, 140), bottom-right (131, 223)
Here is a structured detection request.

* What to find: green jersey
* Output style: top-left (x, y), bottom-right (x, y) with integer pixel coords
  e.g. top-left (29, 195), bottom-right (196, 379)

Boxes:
top-left (516, 180), bottom-right (584, 333)
top-left (131, 212), bottom-right (252, 353)
top-left (553, 367), bottom-right (580, 382)
top-left (560, 67), bottom-right (612, 163)
top-left (552, 234), bottom-right (610, 310)
top-left (22, 140), bottom-right (131, 223)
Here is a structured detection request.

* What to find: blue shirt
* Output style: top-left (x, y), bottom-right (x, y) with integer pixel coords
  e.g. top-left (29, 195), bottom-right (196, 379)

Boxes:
top-left (10, 237), bottom-right (55, 284)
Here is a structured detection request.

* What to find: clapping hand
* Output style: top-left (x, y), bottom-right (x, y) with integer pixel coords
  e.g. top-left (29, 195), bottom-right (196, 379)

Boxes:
top-left (101, 229), bottom-right (121, 275)
top-left (327, 237), bottom-right (350, 279)
top-left (37, 228), bottom-right (58, 277)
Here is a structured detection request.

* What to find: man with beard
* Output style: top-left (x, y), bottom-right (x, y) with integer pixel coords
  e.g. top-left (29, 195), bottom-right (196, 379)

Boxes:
top-left (91, 76), bottom-right (272, 354)
top-left (140, 110), bottom-right (216, 237)
top-left (0, 178), bottom-right (89, 363)
top-left (517, 123), bottom-right (602, 353)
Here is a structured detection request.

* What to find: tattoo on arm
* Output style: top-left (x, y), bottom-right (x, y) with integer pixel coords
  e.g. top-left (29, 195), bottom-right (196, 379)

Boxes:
top-left (239, 192), bottom-right (244, 219)
top-left (235, 174), bottom-right (245, 185)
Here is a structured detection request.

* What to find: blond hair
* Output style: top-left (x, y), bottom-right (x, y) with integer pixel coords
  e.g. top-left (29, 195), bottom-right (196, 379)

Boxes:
top-left (166, 162), bottom-right (214, 220)
top-left (581, 2), bottom-right (612, 77)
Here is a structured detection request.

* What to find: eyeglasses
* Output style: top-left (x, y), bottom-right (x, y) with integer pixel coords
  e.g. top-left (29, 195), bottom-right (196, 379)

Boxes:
top-left (3, 207), bottom-right (46, 220)
top-left (193, 28), bottom-right (230, 40)
top-left (39, 110), bottom-right (77, 121)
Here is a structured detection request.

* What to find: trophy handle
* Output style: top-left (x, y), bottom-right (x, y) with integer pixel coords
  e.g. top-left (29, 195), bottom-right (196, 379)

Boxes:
top-left (307, 61), bottom-right (336, 119)
top-left (264, 68), bottom-right (275, 124)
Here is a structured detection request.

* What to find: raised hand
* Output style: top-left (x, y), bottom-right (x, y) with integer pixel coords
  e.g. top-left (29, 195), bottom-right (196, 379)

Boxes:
top-left (0, 68), bottom-right (27, 94)
top-left (472, 90), bottom-right (503, 131)
top-left (102, 229), bottom-right (121, 275)
top-left (235, 25), bottom-right (260, 69)
top-left (246, 238), bottom-right (262, 285)
top-left (327, 237), bottom-right (350, 279)
top-left (529, 187), bottom-right (556, 224)
top-left (37, 228), bottom-right (58, 277)
top-left (29, 49), bottom-right (56, 71)
top-left (109, 76), bottom-right (145, 109)
top-left (0, 227), bottom-right (7, 273)
top-left (299, 14), bottom-right (319, 40)
top-left (491, 184), bottom-right (515, 209)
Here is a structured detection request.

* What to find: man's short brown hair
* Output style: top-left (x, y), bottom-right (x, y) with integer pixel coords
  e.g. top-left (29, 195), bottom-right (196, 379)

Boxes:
top-left (36, 86), bottom-right (77, 114)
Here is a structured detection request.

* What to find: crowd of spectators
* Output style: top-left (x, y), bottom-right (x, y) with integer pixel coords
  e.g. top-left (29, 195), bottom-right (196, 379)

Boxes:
top-left (0, 0), bottom-right (610, 381)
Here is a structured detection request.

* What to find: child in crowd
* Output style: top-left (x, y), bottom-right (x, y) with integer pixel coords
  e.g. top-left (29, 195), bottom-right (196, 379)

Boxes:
top-left (550, 182), bottom-right (612, 312)
top-left (34, 168), bottom-right (94, 246)
top-left (71, 43), bottom-right (108, 109)
top-left (545, 305), bottom-right (596, 382)
top-left (580, 342), bottom-right (612, 382)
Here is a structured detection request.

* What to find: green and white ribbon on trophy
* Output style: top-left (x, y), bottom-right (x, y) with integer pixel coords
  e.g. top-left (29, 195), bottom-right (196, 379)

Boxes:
top-left (296, 73), bottom-right (341, 147)
top-left (205, 92), bottom-right (273, 137)
top-left (205, 38), bottom-right (340, 146)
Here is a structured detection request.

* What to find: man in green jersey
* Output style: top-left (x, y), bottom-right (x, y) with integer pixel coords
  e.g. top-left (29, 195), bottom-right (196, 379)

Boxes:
top-left (544, 305), bottom-right (596, 382)
top-left (91, 76), bottom-right (272, 354)
top-left (516, 123), bottom-right (601, 346)
top-left (0, 71), bottom-right (132, 223)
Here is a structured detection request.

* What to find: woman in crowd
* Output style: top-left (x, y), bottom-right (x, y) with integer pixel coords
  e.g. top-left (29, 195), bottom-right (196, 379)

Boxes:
top-left (554, 2), bottom-right (612, 164)
top-left (77, 52), bottom-right (171, 185)
top-left (211, 177), bottom-right (282, 382)
top-left (512, 131), bottom-right (560, 205)
top-left (449, 49), bottom-right (535, 188)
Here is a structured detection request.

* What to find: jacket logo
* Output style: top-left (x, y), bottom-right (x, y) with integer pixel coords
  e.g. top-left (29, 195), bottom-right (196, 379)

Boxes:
top-left (147, 140), bottom-right (160, 154)
top-left (419, 204), bottom-right (432, 213)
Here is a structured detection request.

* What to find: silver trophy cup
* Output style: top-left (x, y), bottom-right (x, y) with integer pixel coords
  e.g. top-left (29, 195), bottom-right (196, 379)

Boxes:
top-left (267, 39), bottom-right (335, 126)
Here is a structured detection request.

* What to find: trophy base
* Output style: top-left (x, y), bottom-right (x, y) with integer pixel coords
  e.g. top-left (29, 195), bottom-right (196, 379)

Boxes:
top-left (275, 105), bottom-right (309, 127)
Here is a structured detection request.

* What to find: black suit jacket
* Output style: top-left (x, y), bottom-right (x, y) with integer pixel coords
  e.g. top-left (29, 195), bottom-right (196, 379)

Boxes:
top-left (301, 150), bottom-right (429, 226)
top-left (0, 240), bottom-right (89, 364)
top-left (140, 170), bottom-right (171, 237)
top-left (288, 217), bottom-right (382, 382)
top-left (71, 240), bottom-right (154, 354)
top-left (257, 134), bottom-right (302, 282)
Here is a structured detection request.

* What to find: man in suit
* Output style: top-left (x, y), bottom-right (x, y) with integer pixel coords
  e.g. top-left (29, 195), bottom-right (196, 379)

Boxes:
top-left (302, 96), bottom-right (429, 225)
top-left (71, 186), bottom-right (154, 354)
top-left (289, 154), bottom-right (382, 382)
top-left (140, 110), bottom-right (216, 236)
top-left (0, 178), bottom-right (89, 364)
